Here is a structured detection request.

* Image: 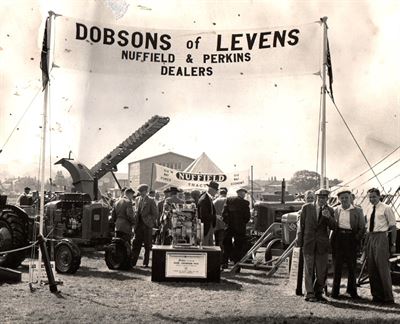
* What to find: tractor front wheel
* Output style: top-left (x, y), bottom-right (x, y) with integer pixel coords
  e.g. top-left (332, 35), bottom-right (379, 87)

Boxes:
top-left (55, 240), bottom-right (81, 274)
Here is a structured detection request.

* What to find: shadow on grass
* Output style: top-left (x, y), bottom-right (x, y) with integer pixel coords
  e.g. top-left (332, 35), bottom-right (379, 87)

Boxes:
top-left (151, 313), bottom-right (400, 324)
top-left (156, 278), bottom-right (242, 291)
top-left (329, 298), bottom-right (400, 316)
top-left (67, 265), bottom-right (140, 281)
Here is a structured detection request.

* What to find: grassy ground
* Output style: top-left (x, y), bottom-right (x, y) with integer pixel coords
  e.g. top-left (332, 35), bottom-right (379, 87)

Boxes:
top-left (1, 251), bottom-right (400, 324)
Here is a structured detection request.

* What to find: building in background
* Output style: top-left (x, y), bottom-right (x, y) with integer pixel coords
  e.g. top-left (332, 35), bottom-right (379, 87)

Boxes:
top-left (128, 152), bottom-right (194, 190)
top-left (98, 172), bottom-right (129, 197)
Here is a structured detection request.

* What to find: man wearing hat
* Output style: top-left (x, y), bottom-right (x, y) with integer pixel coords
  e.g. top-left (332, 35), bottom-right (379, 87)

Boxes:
top-left (131, 184), bottom-right (158, 268)
top-left (111, 188), bottom-right (135, 243)
top-left (213, 187), bottom-right (228, 249)
top-left (197, 181), bottom-right (219, 245)
top-left (330, 188), bottom-right (365, 299)
top-left (160, 186), bottom-right (184, 245)
top-left (17, 186), bottom-right (33, 206)
top-left (221, 187), bottom-right (250, 269)
top-left (297, 188), bottom-right (335, 302)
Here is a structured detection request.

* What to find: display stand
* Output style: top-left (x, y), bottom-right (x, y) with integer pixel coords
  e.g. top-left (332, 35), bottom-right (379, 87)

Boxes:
top-left (151, 245), bottom-right (221, 282)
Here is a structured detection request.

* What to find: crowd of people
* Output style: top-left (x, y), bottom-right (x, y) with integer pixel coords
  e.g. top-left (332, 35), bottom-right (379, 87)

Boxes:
top-left (110, 180), bottom-right (251, 271)
top-left (296, 187), bottom-right (397, 304)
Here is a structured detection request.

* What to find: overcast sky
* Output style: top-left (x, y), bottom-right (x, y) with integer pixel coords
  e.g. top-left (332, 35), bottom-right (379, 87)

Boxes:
top-left (0, 0), bottom-right (399, 189)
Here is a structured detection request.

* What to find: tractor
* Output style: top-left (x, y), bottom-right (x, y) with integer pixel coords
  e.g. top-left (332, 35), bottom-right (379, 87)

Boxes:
top-left (0, 115), bottom-right (170, 274)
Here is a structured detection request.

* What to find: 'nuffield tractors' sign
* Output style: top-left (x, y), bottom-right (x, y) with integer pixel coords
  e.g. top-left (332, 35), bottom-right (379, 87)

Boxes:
top-left (154, 164), bottom-right (248, 189)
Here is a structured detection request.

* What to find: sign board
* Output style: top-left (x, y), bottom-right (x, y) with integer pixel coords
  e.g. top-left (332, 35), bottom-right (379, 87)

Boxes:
top-left (165, 252), bottom-right (207, 278)
top-left (29, 261), bottom-right (57, 283)
top-left (154, 163), bottom-right (248, 189)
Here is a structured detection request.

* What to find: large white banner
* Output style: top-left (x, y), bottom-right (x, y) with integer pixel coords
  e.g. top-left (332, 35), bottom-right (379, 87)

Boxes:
top-left (53, 16), bottom-right (322, 77)
top-left (154, 164), bottom-right (248, 190)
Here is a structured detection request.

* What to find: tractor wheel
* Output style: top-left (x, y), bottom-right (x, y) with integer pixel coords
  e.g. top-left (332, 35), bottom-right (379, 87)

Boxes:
top-left (105, 238), bottom-right (132, 270)
top-left (55, 240), bottom-right (81, 274)
top-left (0, 209), bottom-right (28, 268)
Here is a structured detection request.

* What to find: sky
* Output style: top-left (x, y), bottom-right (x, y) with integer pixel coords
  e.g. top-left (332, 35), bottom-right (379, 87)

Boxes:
top-left (0, 0), bottom-right (399, 190)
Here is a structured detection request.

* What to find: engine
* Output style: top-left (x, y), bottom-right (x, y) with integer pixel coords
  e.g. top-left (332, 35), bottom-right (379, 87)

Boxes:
top-left (45, 193), bottom-right (110, 243)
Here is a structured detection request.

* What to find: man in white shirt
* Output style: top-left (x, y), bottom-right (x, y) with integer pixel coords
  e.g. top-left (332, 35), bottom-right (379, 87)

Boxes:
top-left (365, 187), bottom-right (397, 304)
top-left (330, 188), bottom-right (365, 299)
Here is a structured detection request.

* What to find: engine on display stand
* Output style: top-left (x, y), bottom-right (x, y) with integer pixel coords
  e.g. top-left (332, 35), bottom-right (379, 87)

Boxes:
top-left (169, 203), bottom-right (203, 247)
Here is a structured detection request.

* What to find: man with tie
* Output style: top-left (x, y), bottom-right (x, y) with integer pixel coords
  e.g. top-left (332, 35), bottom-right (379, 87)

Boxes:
top-left (365, 187), bottom-right (397, 304)
top-left (297, 188), bottom-right (335, 302)
top-left (131, 184), bottom-right (158, 268)
top-left (330, 188), bottom-right (365, 299)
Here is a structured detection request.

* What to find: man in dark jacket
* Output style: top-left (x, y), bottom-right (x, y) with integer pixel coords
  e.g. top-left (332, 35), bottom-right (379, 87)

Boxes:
top-left (197, 181), bottom-right (219, 245)
top-left (222, 188), bottom-right (251, 268)
top-left (297, 188), bottom-right (335, 302)
top-left (331, 188), bottom-right (365, 299)
top-left (111, 188), bottom-right (135, 242)
top-left (131, 184), bottom-right (158, 267)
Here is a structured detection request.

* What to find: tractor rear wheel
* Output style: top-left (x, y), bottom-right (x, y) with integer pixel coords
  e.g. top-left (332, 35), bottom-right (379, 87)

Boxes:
top-left (0, 210), bottom-right (28, 268)
top-left (55, 240), bottom-right (81, 274)
top-left (105, 238), bottom-right (132, 270)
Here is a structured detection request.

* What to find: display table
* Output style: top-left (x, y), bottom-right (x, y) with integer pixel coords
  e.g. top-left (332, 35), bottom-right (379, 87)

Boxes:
top-left (151, 245), bottom-right (221, 283)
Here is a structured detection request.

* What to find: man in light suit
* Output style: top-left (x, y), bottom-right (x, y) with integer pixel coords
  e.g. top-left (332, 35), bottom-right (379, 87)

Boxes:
top-left (297, 188), bottom-right (335, 302)
top-left (197, 181), bottom-right (218, 246)
top-left (131, 184), bottom-right (158, 268)
top-left (330, 188), bottom-right (365, 299)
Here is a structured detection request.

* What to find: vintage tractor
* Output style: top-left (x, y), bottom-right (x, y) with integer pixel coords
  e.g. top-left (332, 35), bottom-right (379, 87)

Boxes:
top-left (0, 115), bottom-right (170, 273)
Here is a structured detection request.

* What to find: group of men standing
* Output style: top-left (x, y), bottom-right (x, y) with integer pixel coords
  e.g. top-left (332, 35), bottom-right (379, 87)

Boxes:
top-left (111, 180), bottom-right (251, 270)
top-left (297, 187), bottom-right (397, 304)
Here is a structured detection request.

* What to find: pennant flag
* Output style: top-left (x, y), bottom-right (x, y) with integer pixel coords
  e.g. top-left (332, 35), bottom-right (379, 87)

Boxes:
top-left (40, 17), bottom-right (50, 90)
top-left (326, 37), bottom-right (334, 102)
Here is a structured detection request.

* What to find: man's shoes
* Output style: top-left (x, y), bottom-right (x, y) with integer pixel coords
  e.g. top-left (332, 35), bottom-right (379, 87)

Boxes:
top-left (330, 294), bottom-right (340, 300)
top-left (234, 266), bottom-right (241, 274)
top-left (221, 263), bottom-right (228, 270)
top-left (316, 296), bottom-right (328, 303)
top-left (142, 264), bottom-right (149, 268)
top-left (372, 297), bottom-right (383, 303)
top-left (350, 293), bottom-right (361, 300)
top-left (383, 300), bottom-right (395, 305)
top-left (305, 296), bottom-right (318, 302)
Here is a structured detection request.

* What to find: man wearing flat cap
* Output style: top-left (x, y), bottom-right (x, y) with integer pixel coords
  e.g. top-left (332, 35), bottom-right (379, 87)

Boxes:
top-left (222, 188), bottom-right (251, 269)
top-left (330, 188), bottom-right (365, 299)
top-left (111, 188), bottom-right (135, 243)
top-left (131, 184), bottom-right (158, 267)
top-left (17, 186), bottom-right (33, 206)
top-left (197, 181), bottom-right (219, 245)
top-left (297, 188), bottom-right (335, 302)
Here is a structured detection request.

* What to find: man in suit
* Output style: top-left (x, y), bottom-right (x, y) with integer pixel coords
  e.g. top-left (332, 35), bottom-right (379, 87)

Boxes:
top-left (297, 188), bottom-right (335, 302)
top-left (197, 181), bottom-right (219, 246)
top-left (330, 188), bottom-right (365, 299)
top-left (160, 186), bottom-right (184, 245)
top-left (111, 188), bottom-right (135, 243)
top-left (131, 184), bottom-right (158, 268)
top-left (365, 187), bottom-right (397, 304)
top-left (222, 188), bottom-right (251, 269)
top-left (213, 187), bottom-right (228, 249)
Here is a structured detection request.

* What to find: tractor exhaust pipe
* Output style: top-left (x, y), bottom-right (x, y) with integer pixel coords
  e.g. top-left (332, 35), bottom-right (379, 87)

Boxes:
top-left (281, 179), bottom-right (286, 204)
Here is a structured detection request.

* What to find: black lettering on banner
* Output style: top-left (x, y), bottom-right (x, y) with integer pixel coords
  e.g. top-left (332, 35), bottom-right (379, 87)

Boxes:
top-left (246, 33), bottom-right (257, 50)
top-left (103, 28), bottom-right (115, 45)
top-left (76, 23), bottom-right (87, 40)
top-left (117, 30), bottom-right (129, 46)
top-left (231, 34), bottom-right (243, 51)
top-left (90, 26), bottom-right (102, 43)
top-left (273, 30), bottom-right (286, 47)
top-left (145, 32), bottom-right (157, 49)
top-left (131, 32), bottom-right (143, 48)
top-left (287, 29), bottom-right (300, 46)
top-left (259, 31), bottom-right (271, 49)
top-left (160, 34), bottom-right (172, 50)
top-left (216, 34), bottom-right (228, 51)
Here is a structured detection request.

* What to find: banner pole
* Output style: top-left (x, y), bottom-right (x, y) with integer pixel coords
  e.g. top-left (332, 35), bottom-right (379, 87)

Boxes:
top-left (150, 162), bottom-right (154, 190)
top-left (320, 17), bottom-right (328, 189)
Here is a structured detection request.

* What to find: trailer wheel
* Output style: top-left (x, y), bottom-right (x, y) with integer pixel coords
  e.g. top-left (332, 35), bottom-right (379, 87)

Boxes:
top-left (0, 210), bottom-right (28, 268)
top-left (55, 240), bottom-right (81, 274)
top-left (105, 238), bottom-right (132, 270)
top-left (265, 239), bottom-right (283, 263)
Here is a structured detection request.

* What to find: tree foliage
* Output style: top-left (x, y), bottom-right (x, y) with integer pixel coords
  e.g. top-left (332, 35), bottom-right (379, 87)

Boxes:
top-left (290, 170), bottom-right (342, 192)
